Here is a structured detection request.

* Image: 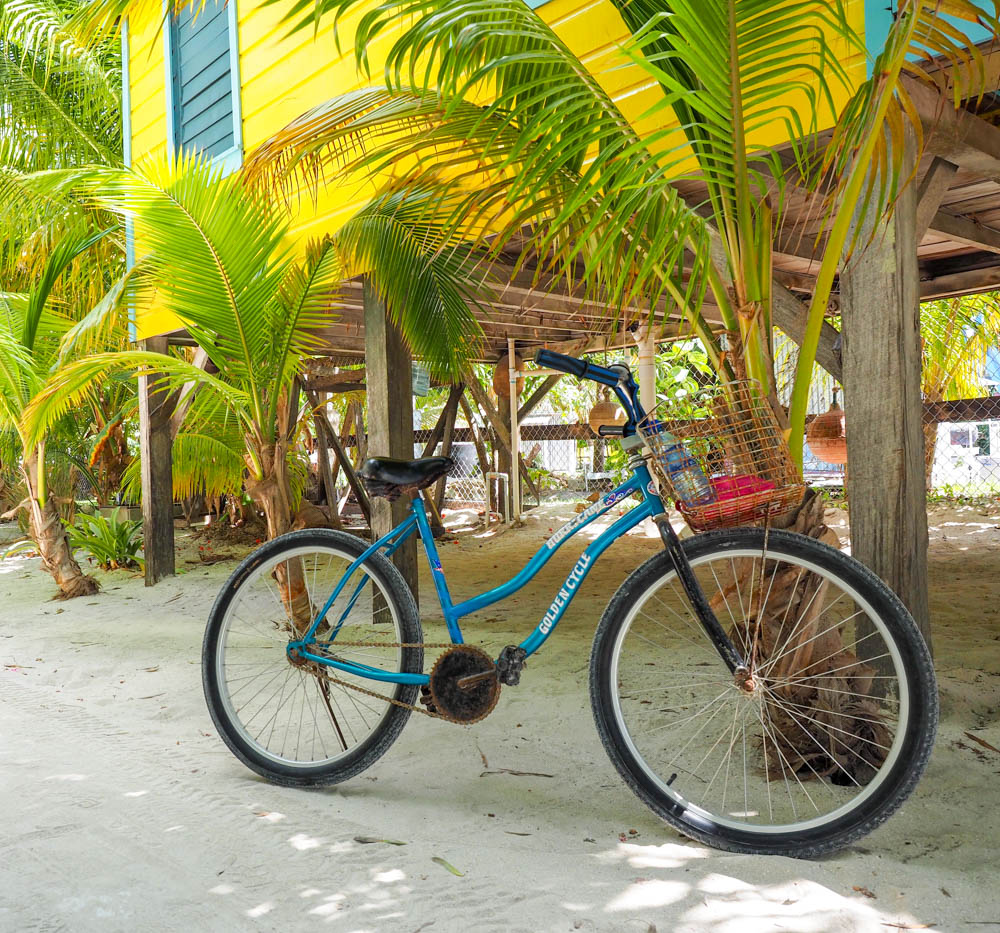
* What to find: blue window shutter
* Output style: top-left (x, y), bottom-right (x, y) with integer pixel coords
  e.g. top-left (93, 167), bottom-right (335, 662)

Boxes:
top-left (170, 0), bottom-right (235, 158)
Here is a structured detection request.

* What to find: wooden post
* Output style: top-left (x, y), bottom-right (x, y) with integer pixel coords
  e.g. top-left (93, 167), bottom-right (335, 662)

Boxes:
top-left (433, 383), bottom-right (464, 512)
top-left (363, 278), bottom-right (418, 602)
top-left (304, 388), bottom-right (371, 527)
top-left (459, 395), bottom-right (491, 488)
top-left (138, 335), bottom-right (175, 585)
top-left (311, 393), bottom-right (342, 529)
top-left (507, 339), bottom-right (521, 523)
top-left (840, 126), bottom-right (931, 648)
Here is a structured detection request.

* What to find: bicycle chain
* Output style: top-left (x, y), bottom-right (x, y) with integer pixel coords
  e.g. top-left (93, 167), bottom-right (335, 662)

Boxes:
top-left (308, 642), bottom-right (468, 723)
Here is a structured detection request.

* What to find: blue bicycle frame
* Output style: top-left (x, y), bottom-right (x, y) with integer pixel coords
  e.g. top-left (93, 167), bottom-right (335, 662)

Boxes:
top-left (287, 460), bottom-right (666, 687)
top-left (287, 346), bottom-right (744, 684)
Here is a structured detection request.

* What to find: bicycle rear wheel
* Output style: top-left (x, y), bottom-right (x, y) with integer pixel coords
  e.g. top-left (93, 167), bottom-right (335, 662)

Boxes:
top-left (590, 528), bottom-right (937, 856)
top-left (203, 529), bottom-right (422, 787)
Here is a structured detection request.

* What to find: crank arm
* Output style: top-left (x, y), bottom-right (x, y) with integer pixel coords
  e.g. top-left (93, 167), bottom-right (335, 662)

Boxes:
top-left (456, 670), bottom-right (498, 689)
top-left (652, 516), bottom-right (745, 674)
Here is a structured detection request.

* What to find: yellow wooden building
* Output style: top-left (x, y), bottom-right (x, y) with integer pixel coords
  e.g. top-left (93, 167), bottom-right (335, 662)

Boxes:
top-left (121, 0), bottom-right (880, 342)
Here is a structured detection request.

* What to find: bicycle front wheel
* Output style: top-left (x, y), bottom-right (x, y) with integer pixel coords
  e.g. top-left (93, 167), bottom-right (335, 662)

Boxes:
top-left (203, 529), bottom-right (422, 787)
top-left (590, 528), bottom-right (937, 856)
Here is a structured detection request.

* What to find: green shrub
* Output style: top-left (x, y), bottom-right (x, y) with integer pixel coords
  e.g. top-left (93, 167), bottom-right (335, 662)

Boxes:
top-left (68, 512), bottom-right (144, 571)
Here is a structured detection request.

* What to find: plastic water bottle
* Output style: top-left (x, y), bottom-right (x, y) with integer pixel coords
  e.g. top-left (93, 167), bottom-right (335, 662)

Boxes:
top-left (659, 431), bottom-right (715, 507)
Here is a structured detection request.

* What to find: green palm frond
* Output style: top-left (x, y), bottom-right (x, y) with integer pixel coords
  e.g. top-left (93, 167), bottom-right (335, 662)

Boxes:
top-left (249, 0), bottom-right (710, 322)
top-left (922, 295), bottom-right (1000, 402)
top-left (246, 85), bottom-right (712, 357)
top-left (21, 349), bottom-right (253, 450)
top-left (164, 429), bottom-right (245, 500)
top-left (268, 236), bottom-right (343, 423)
top-left (0, 0), bottom-right (122, 170)
top-left (23, 220), bottom-right (115, 352)
top-left (70, 155), bottom-right (294, 420)
top-left (57, 260), bottom-right (143, 364)
top-left (336, 189), bottom-right (490, 378)
top-left (0, 312), bottom-right (38, 428)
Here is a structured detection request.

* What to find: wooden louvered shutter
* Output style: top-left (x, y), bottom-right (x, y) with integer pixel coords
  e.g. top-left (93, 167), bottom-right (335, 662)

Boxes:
top-left (170, 0), bottom-right (235, 159)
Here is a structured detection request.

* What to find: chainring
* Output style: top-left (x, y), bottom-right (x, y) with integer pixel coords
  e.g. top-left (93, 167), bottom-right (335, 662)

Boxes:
top-left (427, 645), bottom-right (500, 724)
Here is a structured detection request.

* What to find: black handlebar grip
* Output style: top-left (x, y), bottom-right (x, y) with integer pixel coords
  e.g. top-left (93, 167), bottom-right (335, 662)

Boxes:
top-left (534, 348), bottom-right (588, 378)
top-left (597, 424), bottom-right (625, 437)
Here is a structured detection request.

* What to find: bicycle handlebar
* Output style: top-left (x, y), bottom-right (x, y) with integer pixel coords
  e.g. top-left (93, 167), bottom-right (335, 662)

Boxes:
top-left (534, 348), bottom-right (620, 388)
top-left (534, 347), bottom-right (647, 430)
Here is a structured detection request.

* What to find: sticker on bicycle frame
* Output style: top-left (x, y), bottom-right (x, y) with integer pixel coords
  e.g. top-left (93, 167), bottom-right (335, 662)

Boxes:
top-left (647, 481), bottom-right (658, 496)
top-left (545, 490), bottom-right (627, 551)
top-left (539, 553), bottom-right (592, 634)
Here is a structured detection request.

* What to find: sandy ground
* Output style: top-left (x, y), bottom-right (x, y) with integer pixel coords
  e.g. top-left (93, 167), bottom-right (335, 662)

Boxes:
top-left (2, 501), bottom-right (1000, 933)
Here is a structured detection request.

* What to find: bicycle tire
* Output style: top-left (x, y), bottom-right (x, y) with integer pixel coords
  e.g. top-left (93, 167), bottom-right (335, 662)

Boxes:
top-left (203, 529), bottom-right (422, 787)
top-left (590, 528), bottom-right (937, 856)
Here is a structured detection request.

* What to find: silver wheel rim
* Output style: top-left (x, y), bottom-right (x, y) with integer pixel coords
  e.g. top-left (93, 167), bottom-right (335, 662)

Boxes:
top-left (213, 544), bottom-right (404, 770)
top-left (609, 545), bottom-right (909, 835)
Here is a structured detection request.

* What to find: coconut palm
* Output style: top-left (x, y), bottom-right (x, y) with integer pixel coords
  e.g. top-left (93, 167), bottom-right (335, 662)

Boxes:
top-left (0, 0), bottom-right (122, 274)
top-left (21, 154), bottom-right (490, 541)
top-left (0, 220), bottom-right (119, 597)
top-left (235, 0), bottom-right (995, 781)
top-left (246, 0), bottom-right (995, 470)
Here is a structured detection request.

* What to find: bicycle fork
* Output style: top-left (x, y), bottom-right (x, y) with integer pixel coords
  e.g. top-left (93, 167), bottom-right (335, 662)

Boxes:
top-left (652, 515), bottom-right (747, 677)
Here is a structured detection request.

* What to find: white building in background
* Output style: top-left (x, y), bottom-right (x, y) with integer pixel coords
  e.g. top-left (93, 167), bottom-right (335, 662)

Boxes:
top-left (930, 420), bottom-right (1000, 493)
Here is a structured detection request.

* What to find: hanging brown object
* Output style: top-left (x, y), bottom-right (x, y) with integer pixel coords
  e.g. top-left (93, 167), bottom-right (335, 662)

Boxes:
top-left (493, 352), bottom-right (524, 397)
top-left (587, 387), bottom-right (625, 434)
top-left (806, 391), bottom-right (848, 465)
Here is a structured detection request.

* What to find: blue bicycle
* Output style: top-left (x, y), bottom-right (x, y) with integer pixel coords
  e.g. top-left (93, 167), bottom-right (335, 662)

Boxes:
top-left (203, 350), bottom-right (936, 856)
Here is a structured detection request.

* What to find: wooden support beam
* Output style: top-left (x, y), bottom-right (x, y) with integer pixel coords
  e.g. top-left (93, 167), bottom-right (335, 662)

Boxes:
top-left (923, 395), bottom-right (1000, 423)
top-left (433, 384), bottom-right (463, 514)
top-left (138, 335), bottom-right (175, 586)
top-left (519, 454), bottom-right (540, 507)
top-left (305, 388), bottom-right (371, 526)
top-left (465, 374), bottom-right (511, 449)
top-left (840, 124), bottom-right (931, 646)
top-left (309, 393), bottom-right (342, 529)
top-left (168, 346), bottom-right (210, 442)
top-left (458, 395), bottom-right (491, 484)
top-left (919, 264), bottom-right (1000, 300)
top-left (363, 278), bottom-right (418, 599)
top-left (905, 75), bottom-right (1000, 181)
top-left (926, 209), bottom-right (1000, 255)
top-left (518, 373), bottom-right (562, 422)
top-left (771, 284), bottom-right (843, 382)
top-left (420, 386), bottom-right (459, 459)
top-left (915, 157), bottom-right (959, 238)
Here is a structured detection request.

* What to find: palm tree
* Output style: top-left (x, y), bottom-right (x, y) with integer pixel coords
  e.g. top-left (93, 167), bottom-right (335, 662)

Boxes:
top-left (0, 0), bottom-right (123, 273)
top-left (233, 0), bottom-right (994, 779)
top-left (0, 221), bottom-right (118, 597)
top-left (21, 154), bottom-right (490, 541)
top-left (245, 0), bottom-right (995, 471)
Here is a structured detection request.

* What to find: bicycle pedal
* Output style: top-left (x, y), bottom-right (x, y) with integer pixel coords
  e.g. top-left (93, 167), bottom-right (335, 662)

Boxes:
top-left (496, 645), bottom-right (528, 686)
top-left (419, 684), bottom-right (438, 714)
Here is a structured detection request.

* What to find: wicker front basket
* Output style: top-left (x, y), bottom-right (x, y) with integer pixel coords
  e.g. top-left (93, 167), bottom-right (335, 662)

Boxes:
top-left (639, 381), bottom-right (806, 531)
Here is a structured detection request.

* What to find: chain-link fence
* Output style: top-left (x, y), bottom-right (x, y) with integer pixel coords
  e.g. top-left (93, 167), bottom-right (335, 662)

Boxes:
top-left (923, 396), bottom-right (1000, 497)
top-left (775, 333), bottom-right (1000, 498)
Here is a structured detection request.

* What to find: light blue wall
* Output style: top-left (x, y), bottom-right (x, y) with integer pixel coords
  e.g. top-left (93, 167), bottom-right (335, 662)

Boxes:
top-left (864, 1), bottom-right (995, 73)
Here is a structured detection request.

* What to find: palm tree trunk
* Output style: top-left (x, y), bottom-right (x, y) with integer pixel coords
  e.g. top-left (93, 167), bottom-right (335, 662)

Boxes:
top-left (245, 440), bottom-right (313, 633)
top-left (718, 489), bottom-right (886, 784)
top-left (21, 450), bottom-right (99, 599)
